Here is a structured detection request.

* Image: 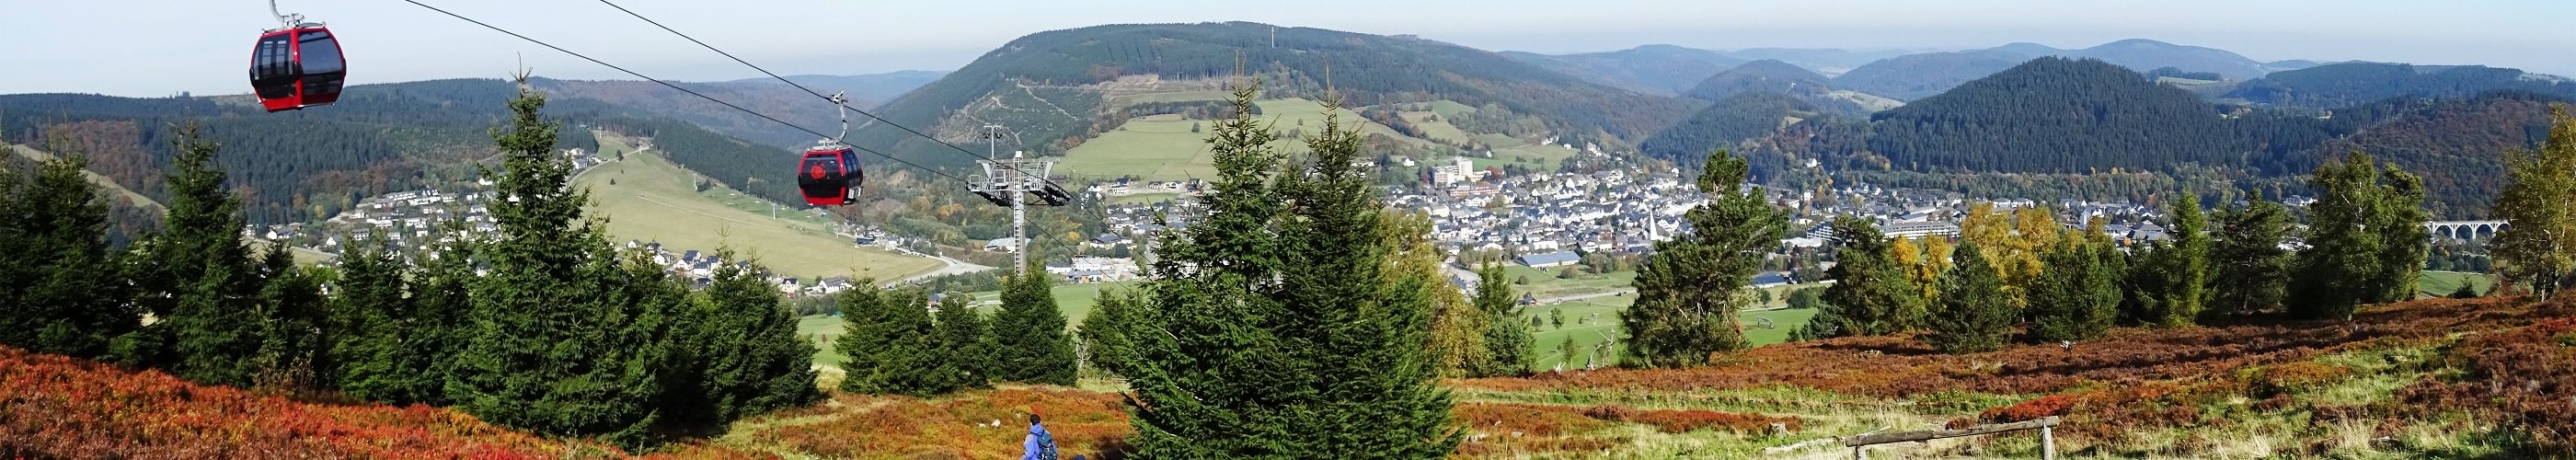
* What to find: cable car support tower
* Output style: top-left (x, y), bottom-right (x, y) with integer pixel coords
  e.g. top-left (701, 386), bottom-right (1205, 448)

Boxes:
top-left (968, 124), bottom-right (1072, 274)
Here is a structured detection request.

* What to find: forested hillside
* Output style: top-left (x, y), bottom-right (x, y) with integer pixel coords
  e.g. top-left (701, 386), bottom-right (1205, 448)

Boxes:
top-left (1861, 57), bottom-right (2246, 173)
top-left (1500, 45), bottom-right (1746, 96)
top-left (0, 80), bottom-right (602, 224)
top-left (850, 21), bottom-right (1701, 170)
top-left (1708, 57), bottom-right (2572, 217)
top-left (1681, 60), bottom-right (1832, 101)
top-left (2227, 63), bottom-right (2576, 109)
top-left (1639, 92), bottom-right (1825, 175)
top-left (1833, 50), bottom-right (2033, 100)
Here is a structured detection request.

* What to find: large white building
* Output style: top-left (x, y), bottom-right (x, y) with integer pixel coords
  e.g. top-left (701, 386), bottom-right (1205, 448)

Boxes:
top-left (1431, 156), bottom-right (1478, 186)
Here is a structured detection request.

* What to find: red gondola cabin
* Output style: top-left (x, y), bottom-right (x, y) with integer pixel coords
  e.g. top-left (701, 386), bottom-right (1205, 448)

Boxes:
top-left (798, 146), bottom-right (863, 206)
top-left (250, 26), bottom-right (345, 112)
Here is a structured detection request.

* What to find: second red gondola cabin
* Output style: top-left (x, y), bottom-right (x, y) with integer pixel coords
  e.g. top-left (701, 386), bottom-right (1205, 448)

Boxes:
top-left (798, 146), bottom-right (864, 206)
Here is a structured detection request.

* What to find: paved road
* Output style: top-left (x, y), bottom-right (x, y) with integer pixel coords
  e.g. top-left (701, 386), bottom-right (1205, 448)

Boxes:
top-left (891, 247), bottom-right (997, 284)
top-left (1534, 289), bottom-right (1634, 305)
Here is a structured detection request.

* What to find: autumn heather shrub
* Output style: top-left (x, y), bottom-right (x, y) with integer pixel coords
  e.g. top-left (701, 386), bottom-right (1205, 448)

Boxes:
top-left (0, 346), bottom-right (656, 459)
top-left (1980, 394), bottom-right (2079, 423)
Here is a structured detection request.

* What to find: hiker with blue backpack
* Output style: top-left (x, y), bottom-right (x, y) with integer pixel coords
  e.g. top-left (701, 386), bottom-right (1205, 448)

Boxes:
top-left (1023, 412), bottom-right (1060, 460)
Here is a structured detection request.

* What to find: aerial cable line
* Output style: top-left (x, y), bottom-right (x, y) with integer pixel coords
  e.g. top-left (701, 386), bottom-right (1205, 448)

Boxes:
top-left (397, 0), bottom-right (975, 186)
top-left (592, 0), bottom-right (1062, 188)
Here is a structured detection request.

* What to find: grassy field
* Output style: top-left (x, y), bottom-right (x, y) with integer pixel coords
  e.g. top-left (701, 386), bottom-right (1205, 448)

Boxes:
top-left (2417, 270), bottom-right (2496, 297)
top-left (1055, 114), bottom-right (1218, 179)
top-left (1061, 98), bottom-right (1444, 181)
top-left (1397, 111), bottom-right (1474, 144)
top-left (1104, 90), bottom-right (1233, 108)
top-left (1502, 267), bottom-right (1638, 299)
top-left (1521, 289), bottom-right (1820, 372)
top-left (574, 132), bottom-right (941, 282)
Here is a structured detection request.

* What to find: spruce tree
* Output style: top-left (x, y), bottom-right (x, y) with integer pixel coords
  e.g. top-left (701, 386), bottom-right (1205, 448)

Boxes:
top-left (412, 235), bottom-right (478, 407)
top-left (2493, 106), bottom-right (2576, 298)
top-left (2207, 195), bottom-right (2292, 320)
top-left (834, 287), bottom-right (949, 397)
top-left (251, 246), bottom-right (330, 389)
top-left (2135, 198), bottom-right (2209, 328)
top-left (2023, 237), bottom-right (2118, 342)
top-left (935, 296), bottom-right (993, 390)
top-left (1927, 243), bottom-right (2012, 353)
top-left (1809, 216), bottom-right (1919, 339)
top-left (444, 81), bottom-right (673, 447)
top-left (330, 233), bottom-right (436, 405)
top-left (0, 154), bottom-right (132, 359)
top-left (988, 268), bottom-right (1076, 385)
top-left (135, 126), bottom-right (265, 385)
top-left (1121, 83), bottom-right (1458, 457)
top-left (692, 257), bottom-right (821, 422)
top-left (1624, 149), bottom-right (1785, 368)
top-left (1075, 289), bottom-right (1144, 379)
top-left (1474, 263), bottom-right (1532, 376)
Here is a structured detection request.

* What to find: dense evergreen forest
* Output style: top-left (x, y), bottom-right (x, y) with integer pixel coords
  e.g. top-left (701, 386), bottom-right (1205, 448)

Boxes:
top-left (1661, 57), bottom-right (2574, 217)
top-left (2228, 63), bottom-right (2576, 109)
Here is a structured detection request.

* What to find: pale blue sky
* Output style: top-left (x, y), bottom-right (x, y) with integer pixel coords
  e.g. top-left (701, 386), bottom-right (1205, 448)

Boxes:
top-left (7, 0), bottom-right (2571, 97)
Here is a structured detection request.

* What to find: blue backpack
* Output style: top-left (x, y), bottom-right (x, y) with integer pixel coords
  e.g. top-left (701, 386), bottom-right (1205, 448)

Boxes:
top-left (1034, 429), bottom-right (1060, 460)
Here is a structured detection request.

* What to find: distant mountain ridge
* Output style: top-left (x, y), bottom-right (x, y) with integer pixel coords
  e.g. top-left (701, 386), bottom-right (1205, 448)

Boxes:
top-left (1518, 39), bottom-right (2278, 103)
top-left (1683, 60), bottom-right (1832, 101)
top-left (851, 21), bottom-right (1699, 171)
top-left (2226, 62), bottom-right (2576, 109)
top-left (1499, 45), bottom-right (1744, 96)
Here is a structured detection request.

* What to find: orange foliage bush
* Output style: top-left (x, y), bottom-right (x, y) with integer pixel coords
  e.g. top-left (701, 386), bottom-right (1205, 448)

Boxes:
top-left (0, 346), bottom-right (719, 459)
top-left (759, 387), bottom-right (1132, 459)
top-left (1979, 394), bottom-right (2078, 423)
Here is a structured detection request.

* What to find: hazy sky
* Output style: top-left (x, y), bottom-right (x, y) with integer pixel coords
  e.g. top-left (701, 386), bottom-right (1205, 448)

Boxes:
top-left (9, 0), bottom-right (2572, 97)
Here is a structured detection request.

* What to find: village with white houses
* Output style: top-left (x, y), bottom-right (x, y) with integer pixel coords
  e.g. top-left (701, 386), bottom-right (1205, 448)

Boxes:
top-left (239, 141), bottom-right (2339, 303)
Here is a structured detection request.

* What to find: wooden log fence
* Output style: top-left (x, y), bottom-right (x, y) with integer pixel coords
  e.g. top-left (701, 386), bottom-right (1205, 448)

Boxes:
top-left (1844, 416), bottom-right (2058, 459)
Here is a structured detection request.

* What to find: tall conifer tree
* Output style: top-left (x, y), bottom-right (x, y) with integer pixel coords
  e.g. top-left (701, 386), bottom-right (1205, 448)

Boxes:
top-left (989, 267), bottom-right (1076, 385)
top-left (444, 80), bottom-right (673, 447)
top-left (1474, 263), bottom-right (1532, 376)
top-left (662, 253), bottom-right (821, 425)
top-left (0, 155), bottom-right (132, 359)
top-left (1121, 82), bottom-right (1457, 457)
top-left (2208, 195), bottom-right (2292, 319)
top-left (1810, 216), bottom-right (1919, 339)
top-left (1928, 243), bottom-right (2013, 353)
top-left (1624, 149), bottom-right (1785, 367)
top-left (136, 126), bottom-right (265, 386)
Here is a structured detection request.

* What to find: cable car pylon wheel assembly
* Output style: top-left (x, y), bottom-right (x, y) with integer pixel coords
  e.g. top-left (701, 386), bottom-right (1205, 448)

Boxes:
top-left (248, 0), bottom-right (345, 112)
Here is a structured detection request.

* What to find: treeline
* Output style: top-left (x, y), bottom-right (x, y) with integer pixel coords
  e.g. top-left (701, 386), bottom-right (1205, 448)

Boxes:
top-left (1795, 151), bottom-right (2434, 352)
top-left (0, 80), bottom-right (603, 224)
top-left (1609, 140), bottom-right (2463, 362)
top-left (2229, 63), bottom-right (2576, 109)
top-left (0, 86), bottom-right (814, 450)
top-left (829, 266), bottom-right (1079, 397)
